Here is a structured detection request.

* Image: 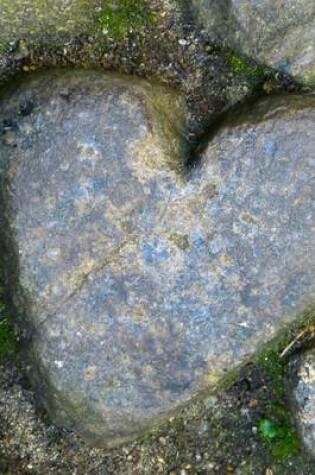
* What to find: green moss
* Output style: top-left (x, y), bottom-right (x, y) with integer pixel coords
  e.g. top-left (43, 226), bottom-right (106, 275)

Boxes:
top-left (95, 0), bottom-right (156, 39)
top-left (257, 378), bottom-right (301, 459)
top-left (254, 307), bottom-right (315, 460)
top-left (259, 418), bottom-right (278, 439)
top-left (137, 430), bottom-right (156, 446)
top-left (256, 307), bottom-right (315, 386)
top-left (271, 433), bottom-right (300, 459)
top-left (224, 49), bottom-right (269, 89)
top-left (257, 346), bottom-right (285, 398)
top-left (258, 405), bottom-right (300, 458)
top-left (169, 415), bottom-right (186, 432)
top-left (0, 318), bottom-right (17, 359)
top-left (219, 367), bottom-right (240, 391)
top-left (0, 265), bottom-right (17, 359)
top-left (0, 41), bottom-right (9, 54)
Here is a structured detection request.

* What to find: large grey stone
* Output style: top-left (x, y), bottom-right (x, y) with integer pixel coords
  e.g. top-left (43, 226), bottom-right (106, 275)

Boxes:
top-left (287, 349), bottom-right (315, 459)
top-left (0, 71), bottom-right (314, 446)
top-left (190, 0), bottom-right (315, 85)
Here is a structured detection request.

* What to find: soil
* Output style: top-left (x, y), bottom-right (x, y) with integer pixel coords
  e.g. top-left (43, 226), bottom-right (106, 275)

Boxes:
top-left (1, 355), bottom-right (315, 475)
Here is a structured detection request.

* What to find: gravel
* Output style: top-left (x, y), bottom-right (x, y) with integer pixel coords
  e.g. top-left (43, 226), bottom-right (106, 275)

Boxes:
top-left (1, 358), bottom-right (315, 474)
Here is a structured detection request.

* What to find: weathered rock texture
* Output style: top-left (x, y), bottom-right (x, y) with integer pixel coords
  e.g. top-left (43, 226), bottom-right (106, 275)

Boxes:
top-left (0, 0), bottom-right (99, 41)
top-left (287, 349), bottom-right (315, 459)
top-left (0, 70), bottom-right (314, 445)
top-left (191, 0), bottom-right (315, 85)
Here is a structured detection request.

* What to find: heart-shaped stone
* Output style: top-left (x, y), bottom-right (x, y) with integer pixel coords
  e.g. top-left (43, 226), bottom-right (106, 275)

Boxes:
top-left (0, 71), bottom-right (314, 446)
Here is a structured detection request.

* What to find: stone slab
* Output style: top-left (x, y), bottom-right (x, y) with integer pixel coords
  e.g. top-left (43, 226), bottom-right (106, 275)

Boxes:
top-left (0, 71), bottom-right (314, 445)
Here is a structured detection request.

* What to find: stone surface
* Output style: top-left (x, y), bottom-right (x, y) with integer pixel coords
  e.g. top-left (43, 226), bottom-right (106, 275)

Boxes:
top-left (0, 71), bottom-right (314, 445)
top-left (0, 0), bottom-right (261, 144)
top-left (287, 349), bottom-right (315, 459)
top-left (0, 0), bottom-right (99, 41)
top-left (190, 0), bottom-right (315, 85)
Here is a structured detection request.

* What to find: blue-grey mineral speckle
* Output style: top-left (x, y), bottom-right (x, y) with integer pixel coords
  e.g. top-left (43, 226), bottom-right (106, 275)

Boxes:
top-left (0, 70), bottom-right (314, 446)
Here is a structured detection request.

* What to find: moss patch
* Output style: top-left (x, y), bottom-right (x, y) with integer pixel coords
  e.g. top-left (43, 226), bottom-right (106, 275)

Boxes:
top-left (254, 308), bottom-right (315, 460)
top-left (224, 49), bottom-right (269, 89)
top-left (0, 266), bottom-right (17, 360)
top-left (95, 0), bottom-right (156, 39)
top-left (259, 405), bottom-right (300, 458)
top-left (0, 318), bottom-right (17, 360)
top-left (0, 41), bottom-right (9, 55)
top-left (256, 308), bottom-right (315, 392)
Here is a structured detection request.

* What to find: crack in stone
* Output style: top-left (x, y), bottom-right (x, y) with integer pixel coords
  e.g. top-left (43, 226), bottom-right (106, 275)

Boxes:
top-left (37, 236), bottom-right (140, 328)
